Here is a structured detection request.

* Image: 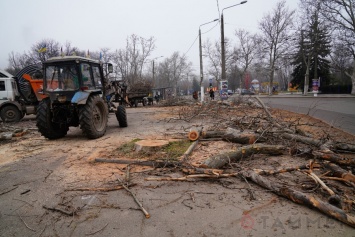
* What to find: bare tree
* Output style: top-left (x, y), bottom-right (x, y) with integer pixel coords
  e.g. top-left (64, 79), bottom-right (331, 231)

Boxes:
top-left (7, 51), bottom-right (32, 74)
top-left (320, 0), bottom-right (355, 94)
top-left (259, 0), bottom-right (295, 94)
top-left (203, 39), bottom-right (221, 83)
top-left (112, 34), bottom-right (155, 85)
top-left (7, 38), bottom-right (61, 72)
top-left (30, 39), bottom-right (61, 64)
top-left (155, 52), bottom-right (193, 92)
top-left (62, 41), bottom-right (82, 57)
top-left (234, 29), bottom-right (260, 89)
top-left (203, 38), bottom-right (233, 86)
top-left (331, 42), bottom-right (353, 85)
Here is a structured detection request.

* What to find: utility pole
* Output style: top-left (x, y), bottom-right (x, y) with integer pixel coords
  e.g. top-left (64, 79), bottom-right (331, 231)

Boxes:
top-left (199, 27), bottom-right (203, 86)
top-left (151, 56), bottom-right (163, 88)
top-left (221, 13), bottom-right (226, 82)
top-left (199, 19), bottom-right (218, 103)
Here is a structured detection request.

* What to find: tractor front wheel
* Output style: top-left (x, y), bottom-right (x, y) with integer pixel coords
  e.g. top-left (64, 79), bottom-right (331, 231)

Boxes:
top-left (36, 98), bottom-right (68, 139)
top-left (115, 105), bottom-right (128, 127)
top-left (79, 95), bottom-right (108, 139)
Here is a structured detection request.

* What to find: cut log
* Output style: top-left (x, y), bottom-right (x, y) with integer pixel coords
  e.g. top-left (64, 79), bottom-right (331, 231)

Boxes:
top-left (241, 170), bottom-right (355, 228)
top-left (335, 142), bottom-right (355, 153)
top-left (201, 130), bottom-right (226, 139)
top-left (182, 140), bottom-right (199, 161)
top-left (281, 133), bottom-right (322, 147)
top-left (254, 164), bottom-right (310, 175)
top-left (188, 130), bottom-right (199, 141)
top-left (65, 184), bottom-right (136, 192)
top-left (201, 144), bottom-right (285, 169)
top-left (202, 128), bottom-right (265, 144)
top-left (325, 163), bottom-right (355, 183)
top-left (313, 150), bottom-right (355, 166)
top-left (95, 158), bottom-right (181, 168)
top-left (134, 140), bottom-right (169, 153)
top-left (145, 173), bottom-right (238, 181)
top-left (222, 128), bottom-right (259, 144)
top-left (181, 167), bottom-right (224, 175)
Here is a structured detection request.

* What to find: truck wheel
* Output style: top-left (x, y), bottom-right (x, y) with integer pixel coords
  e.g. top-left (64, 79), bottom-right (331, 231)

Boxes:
top-left (134, 99), bottom-right (138, 107)
top-left (0, 105), bottom-right (22, 122)
top-left (79, 95), bottom-right (108, 139)
top-left (115, 105), bottom-right (128, 127)
top-left (142, 98), bottom-right (147, 106)
top-left (36, 98), bottom-right (68, 139)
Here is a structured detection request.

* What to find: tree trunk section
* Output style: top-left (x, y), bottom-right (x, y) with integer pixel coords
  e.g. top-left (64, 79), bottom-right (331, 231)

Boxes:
top-left (201, 144), bottom-right (284, 169)
top-left (335, 142), bottom-right (355, 153)
top-left (313, 151), bottom-right (355, 166)
top-left (202, 128), bottom-right (265, 144)
top-left (241, 170), bottom-right (355, 228)
top-left (325, 162), bottom-right (355, 183)
top-left (281, 133), bottom-right (322, 147)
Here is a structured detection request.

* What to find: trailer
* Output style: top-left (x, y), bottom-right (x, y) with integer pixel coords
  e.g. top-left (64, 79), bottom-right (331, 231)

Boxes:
top-left (127, 92), bottom-right (149, 107)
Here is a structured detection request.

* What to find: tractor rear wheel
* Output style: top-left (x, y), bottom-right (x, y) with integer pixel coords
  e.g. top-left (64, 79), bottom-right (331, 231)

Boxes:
top-left (36, 98), bottom-right (68, 139)
top-left (115, 105), bottom-right (128, 127)
top-left (0, 105), bottom-right (22, 122)
top-left (79, 95), bottom-right (108, 139)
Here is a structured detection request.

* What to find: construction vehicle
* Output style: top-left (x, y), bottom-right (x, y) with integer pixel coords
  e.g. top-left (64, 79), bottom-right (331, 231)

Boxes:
top-left (36, 56), bottom-right (127, 139)
top-left (0, 65), bottom-right (44, 122)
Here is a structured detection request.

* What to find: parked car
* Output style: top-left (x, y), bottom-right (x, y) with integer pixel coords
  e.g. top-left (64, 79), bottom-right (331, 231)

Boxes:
top-left (241, 89), bottom-right (255, 95)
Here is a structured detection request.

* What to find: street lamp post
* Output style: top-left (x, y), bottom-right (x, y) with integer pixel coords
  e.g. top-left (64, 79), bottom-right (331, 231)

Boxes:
top-left (199, 19), bottom-right (218, 86)
top-left (221, 1), bottom-right (247, 82)
top-left (199, 19), bottom-right (218, 103)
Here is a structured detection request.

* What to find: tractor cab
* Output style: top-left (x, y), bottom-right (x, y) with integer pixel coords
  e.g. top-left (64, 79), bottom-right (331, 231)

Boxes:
top-left (42, 56), bottom-right (110, 104)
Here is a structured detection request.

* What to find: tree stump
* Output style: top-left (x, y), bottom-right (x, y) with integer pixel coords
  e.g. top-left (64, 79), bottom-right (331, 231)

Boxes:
top-left (134, 140), bottom-right (169, 153)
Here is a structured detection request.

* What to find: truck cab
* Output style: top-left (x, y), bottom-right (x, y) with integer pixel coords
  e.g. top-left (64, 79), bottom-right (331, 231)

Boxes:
top-left (0, 70), bottom-right (26, 122)
top-left (0, 70), bottom-right (19, 102)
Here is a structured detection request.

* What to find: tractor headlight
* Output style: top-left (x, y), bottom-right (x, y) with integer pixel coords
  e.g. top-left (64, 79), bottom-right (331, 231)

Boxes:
top-left (57, 95), bottom-right (67, 103)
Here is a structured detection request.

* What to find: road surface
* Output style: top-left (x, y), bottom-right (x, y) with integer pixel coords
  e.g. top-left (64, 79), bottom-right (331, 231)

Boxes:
top-left (258, 95), bottom-right (355, 135)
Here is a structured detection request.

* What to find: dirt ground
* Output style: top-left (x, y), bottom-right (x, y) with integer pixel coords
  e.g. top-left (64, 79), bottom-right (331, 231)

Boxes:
top-left (0, 97), bottom-right (354, 237)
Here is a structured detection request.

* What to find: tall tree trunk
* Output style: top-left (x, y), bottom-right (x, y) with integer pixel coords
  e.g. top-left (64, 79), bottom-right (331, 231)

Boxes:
top-left (351, 61), bottom-right (355, 95)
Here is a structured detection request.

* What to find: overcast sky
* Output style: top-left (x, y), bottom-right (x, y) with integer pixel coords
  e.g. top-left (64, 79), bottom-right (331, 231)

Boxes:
top-left (0, 0), bottom-right (299, 72)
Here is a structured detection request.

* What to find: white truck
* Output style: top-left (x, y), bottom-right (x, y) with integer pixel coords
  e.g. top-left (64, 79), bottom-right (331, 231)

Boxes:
top-left (0, 67), bottom-right (42, 122)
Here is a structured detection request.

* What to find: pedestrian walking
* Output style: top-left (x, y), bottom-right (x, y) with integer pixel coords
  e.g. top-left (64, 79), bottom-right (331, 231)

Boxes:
top-left (209, 88), bottom-right (215, 100)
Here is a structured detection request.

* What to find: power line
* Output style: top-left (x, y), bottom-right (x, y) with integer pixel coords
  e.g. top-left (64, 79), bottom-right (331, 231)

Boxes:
top-left (201, 21), bottom-right (219, 35)
top-left (183, 21), bottom-right (219, 59)
top-left (183, 33), bottom-right (199, 58)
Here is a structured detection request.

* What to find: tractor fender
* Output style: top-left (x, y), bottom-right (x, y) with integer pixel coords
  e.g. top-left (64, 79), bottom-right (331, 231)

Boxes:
top-left (71, 91), bottom-right (91, 104)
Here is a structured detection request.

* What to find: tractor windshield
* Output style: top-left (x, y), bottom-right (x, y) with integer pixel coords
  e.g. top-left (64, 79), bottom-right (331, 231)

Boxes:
top-left (45, 65), bottom-right (79, 91)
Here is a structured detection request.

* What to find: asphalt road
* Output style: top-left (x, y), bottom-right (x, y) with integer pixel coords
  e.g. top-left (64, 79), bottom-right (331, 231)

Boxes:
top-left (258, 95), bottom-right (355, 136)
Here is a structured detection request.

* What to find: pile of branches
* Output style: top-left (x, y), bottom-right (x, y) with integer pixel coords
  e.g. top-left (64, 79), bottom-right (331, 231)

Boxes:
top-left (96, 96), bottom-right (355, 227)
top-left (158, 98), bottom-right (355, 227)
top-left (127, 80), bottom-right (152, 93)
